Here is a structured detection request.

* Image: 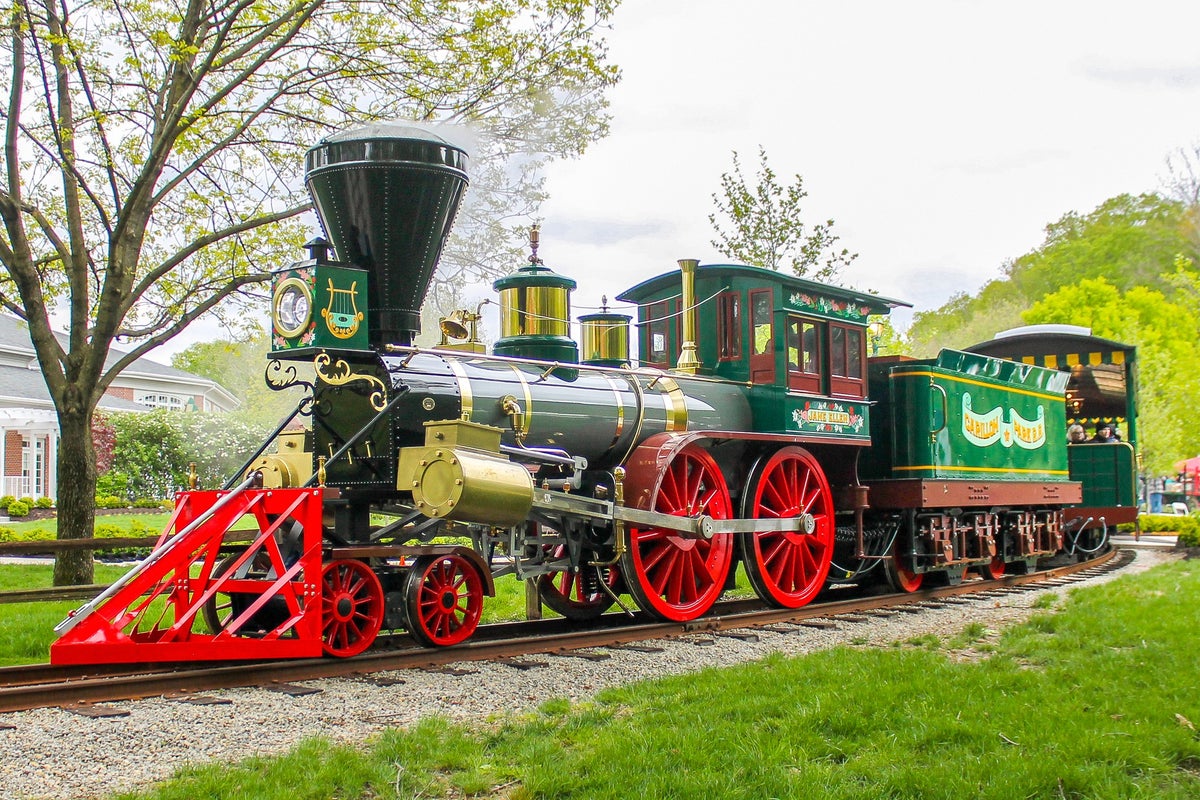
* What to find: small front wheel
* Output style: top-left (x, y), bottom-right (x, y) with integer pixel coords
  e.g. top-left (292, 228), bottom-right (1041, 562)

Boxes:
top-left (321, 559), bottom-right (385, 658)
top-left (404, 554), bottom-right (484, 647)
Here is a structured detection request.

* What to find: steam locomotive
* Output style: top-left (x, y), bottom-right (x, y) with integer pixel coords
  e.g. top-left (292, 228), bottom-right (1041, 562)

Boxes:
top-left (50, 124), bottom-right (1135, 665)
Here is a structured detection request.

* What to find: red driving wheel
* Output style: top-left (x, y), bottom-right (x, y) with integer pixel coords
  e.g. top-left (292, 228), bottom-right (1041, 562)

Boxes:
top-left (739, 447), bottom-right (835, 608)
top-left (619, 444), bottom-right (734, 621)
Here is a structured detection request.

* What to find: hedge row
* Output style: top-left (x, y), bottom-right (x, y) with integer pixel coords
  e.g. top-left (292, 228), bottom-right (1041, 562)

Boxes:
top-left (0, 518), bottom-right (158, 544)
top-left (0, 495), bottom-right (55, 517)
top-left (1120, 513), bottom-right (1200, 547)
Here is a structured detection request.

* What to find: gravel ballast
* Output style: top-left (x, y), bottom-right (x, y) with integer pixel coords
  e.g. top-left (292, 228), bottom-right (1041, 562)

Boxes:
top-left (0, 548), bottom-right (1179, 800)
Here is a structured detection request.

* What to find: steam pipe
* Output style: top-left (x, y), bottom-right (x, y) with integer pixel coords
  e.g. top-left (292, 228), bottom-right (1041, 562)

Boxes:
top-left (675, 258), bottom-right (701, 374)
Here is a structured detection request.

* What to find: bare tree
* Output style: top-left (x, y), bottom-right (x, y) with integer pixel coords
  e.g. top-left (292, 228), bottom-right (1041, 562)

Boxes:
top-left (0, 0), bottom-right (620, 584)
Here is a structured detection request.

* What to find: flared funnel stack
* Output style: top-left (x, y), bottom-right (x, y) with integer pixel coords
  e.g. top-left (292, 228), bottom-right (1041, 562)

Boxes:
top-left (305, 123), bottom-right (469, 347)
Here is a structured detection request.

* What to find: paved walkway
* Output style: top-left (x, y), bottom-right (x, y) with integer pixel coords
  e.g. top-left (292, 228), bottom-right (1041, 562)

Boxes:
top-left (1110, 533), bottom-right (1178, 549)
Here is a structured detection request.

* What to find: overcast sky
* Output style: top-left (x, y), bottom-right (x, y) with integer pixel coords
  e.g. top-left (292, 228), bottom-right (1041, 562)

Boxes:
top-left (513, 0), bottom-right (1200, 332)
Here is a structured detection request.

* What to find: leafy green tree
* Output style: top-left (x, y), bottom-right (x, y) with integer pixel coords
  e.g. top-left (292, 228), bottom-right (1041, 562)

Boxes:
top-left (906, 278), bottom-right (1028, 356)
top-left (1005, 193), bottom-right (1193, 300)
top-left (709, 146), bottom-right (857, 282)
top-left (906, 193), bottom-right (1197, 356)
top-left (1023, 278), bottom-right (1200, 475)
top-left (171, 328), bottom-right (305, 423)
top-left (1, 0), bottom-right (620, 584)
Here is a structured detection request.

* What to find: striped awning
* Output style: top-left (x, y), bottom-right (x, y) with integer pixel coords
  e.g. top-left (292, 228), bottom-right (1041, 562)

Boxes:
top-left (1019, 349), bottom-right (1126, 369)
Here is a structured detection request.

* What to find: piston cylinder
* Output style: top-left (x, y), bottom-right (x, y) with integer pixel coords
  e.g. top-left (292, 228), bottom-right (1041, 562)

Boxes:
top-left (406, 447), bottom-right (534, 526)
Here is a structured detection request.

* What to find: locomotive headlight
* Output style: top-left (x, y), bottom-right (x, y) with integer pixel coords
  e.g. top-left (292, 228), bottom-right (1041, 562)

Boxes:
top-left (273, 277), bottom-right (313, 338)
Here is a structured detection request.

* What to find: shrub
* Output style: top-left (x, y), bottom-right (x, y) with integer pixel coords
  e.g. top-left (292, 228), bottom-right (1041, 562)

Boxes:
top-left (6, 500), bottom-right (31, 517)
top-left (0, 525), bottom-right (54, 542)
top-left (95, 495), bottom-right (128, 510)
top-left (1179, 526), bottom-right (1200, 548)
top-left (33, 497), bottom-right (54, 509)
top-left (19, 496), bottom-right (34, 507)
top-left (0, 495), bottom-right (14, 511)
top-left (95, 471), bottom-right (129, 498)
top-left (104, 409), bottom-right (273, 500)
top-left (132, 497), bottom-right (162, 509)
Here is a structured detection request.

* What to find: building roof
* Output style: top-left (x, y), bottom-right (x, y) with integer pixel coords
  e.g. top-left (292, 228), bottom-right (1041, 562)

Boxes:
top-left (0, 315), bottom-right (239, 412)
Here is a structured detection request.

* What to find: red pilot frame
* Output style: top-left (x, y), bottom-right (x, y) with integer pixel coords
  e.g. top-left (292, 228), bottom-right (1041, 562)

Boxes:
top-left (51, 486), bottom-right (326, 665)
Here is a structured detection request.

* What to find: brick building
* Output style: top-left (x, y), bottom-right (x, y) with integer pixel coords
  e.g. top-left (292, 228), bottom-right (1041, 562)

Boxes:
top-left (0, 316), bottom-right (238, 500)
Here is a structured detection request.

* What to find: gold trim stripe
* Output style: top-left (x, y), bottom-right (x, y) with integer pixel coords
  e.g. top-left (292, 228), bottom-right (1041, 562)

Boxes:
top-left (447, 359), bottom-right (473, 420)
top-left (892, 465), bottom-right (1071, 475)
top-left (603, 374), bottom-right (626, 449)
top-left (889, 369), bottom-right (1063, 402)
top-left (657, 376), bottom-right (689, 432)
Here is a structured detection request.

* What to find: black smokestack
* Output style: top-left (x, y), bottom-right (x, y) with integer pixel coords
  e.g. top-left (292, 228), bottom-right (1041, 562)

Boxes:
top-left (305, 123), bottom-right (470, 347)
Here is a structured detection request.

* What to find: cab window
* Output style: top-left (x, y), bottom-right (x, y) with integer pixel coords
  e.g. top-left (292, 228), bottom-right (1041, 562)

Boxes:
top-left (749, 289), bottom-right (775, 383)
top-left (717, 291), bottom-right (742, 361)
top-left (829, 323), bottom-right (866, 397)
top-left (786, 316), bottom-right (822, 393)
top-left (644, 300), bottom-right (672, 368)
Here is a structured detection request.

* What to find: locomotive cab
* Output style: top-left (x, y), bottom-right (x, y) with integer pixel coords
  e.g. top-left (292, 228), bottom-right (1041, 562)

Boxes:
top-left (616, 263), bottom-right (909, 439)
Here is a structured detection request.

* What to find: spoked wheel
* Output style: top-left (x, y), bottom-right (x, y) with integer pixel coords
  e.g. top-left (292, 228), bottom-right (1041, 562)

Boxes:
top-left (738, 447), bottom-right (835, 608)
top-left (321, 559), bottom-right (385, 658)
top-left (404, 554), bottom-right (484, 647)
top-left (202, 551), bottom-right (276, 634)
top-left (980, 554), bottom-right (1006, 580)
top-left (619, 443), bottom-right (734, 621)
top-left (538, 545), bottom-right (620, 620)
top-left (885, 540), bottom-right (925, 593)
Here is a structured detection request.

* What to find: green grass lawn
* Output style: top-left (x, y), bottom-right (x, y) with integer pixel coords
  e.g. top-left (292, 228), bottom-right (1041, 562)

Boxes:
top-left (108, 557), bottom-right (1200, 800)
top-left (0, 563), bottom-right (130, 666)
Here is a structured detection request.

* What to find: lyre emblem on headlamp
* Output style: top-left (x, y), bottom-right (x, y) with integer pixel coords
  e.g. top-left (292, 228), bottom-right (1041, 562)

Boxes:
top-left (321, 279), bottom-right (363, 339)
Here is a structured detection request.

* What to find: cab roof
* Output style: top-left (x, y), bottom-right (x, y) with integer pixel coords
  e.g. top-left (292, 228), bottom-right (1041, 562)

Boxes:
top-left (616, 262), bottom-right (910, 316)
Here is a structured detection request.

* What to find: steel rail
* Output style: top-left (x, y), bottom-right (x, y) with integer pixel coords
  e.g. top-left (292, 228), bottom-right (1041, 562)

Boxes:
top-left (0, 548), bottom-right (1124, 714)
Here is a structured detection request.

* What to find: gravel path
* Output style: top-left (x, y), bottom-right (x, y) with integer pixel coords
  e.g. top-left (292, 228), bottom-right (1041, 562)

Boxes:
top-left (0, 547), bottom-right (1180, 800)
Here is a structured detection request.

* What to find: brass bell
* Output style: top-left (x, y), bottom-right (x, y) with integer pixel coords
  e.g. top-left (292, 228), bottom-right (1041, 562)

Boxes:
top-left (439, 310), bottom-right (470, 342)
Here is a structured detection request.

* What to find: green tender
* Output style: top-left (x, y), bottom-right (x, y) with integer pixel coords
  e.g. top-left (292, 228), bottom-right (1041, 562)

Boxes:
top-left (864, 349), bottom-right (1072, 482)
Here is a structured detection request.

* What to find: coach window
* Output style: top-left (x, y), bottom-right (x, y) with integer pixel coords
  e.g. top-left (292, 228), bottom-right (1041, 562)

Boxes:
top-left (786, 316), bottom-right (822, 393)
top-left (717, 291), bottom-right (742, 361)
top-left (830, 323), bottom-right (866, 397)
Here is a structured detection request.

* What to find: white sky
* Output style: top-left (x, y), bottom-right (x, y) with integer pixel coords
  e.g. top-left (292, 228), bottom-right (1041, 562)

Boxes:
top-left (518, 0), bottom-right (1200, 331)
top-left (150, 0), bottom-right (1200, 363)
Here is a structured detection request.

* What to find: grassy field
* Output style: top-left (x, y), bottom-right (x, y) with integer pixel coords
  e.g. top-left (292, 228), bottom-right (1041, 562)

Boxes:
top-left (102, 557), bottom-right (1200, 800)
top-left (0, 563), bottom-right (130, 666)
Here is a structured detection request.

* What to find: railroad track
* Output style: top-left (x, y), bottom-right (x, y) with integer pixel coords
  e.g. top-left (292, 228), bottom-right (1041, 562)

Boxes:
top-left (0, 548), bottom-right (1127, 714)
